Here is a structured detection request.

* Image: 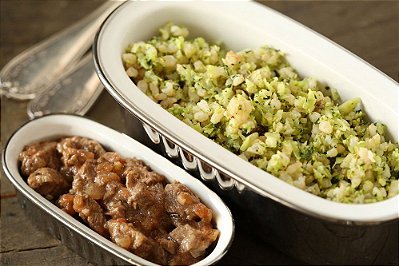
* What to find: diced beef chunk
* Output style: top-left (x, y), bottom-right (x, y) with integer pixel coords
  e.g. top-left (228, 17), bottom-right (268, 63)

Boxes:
top-left (27, 167), bottom-right (69, 199)
top-left (72, 159), bottom-right (103, 199)
top-left (103, 181), bottom-right (129, 219)
top-left (97, 152), bottom-right (125, 177)
top-left (58, 193), bottom-right (76, 215)
top-left (125, 182), bottom-right (169, 234)
top-left (169, 223), bottom-right (219, 259)
top-left (124, 158), bottom-right (166, 186)
top-left (165, 181), bottom-right (213, 225)
top-left (57, 136), bottom-right (106, 178)
top-left (19, 141), bottom-right (61, 176)
top-left (71, 159), bottom-right (121, 200)
top-left (106, 218), bottom-right (168, 265)
top-left (168, 251), bottom-right (200, 266)
top-left (73, 194), bottom-right (108, 236)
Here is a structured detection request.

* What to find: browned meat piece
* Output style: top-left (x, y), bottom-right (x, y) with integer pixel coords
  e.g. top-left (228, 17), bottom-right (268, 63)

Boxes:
top-left (18, 141), bottom-right (61, 176)
top-left (123, 158), bottom-right (149, 173)
top-left (165, 181), bottom-right (213, 226)
top-left (97, 152), bottom-right (125, 177)
top-left (57, 136), bottom-right (106, 178)
top-left (71, 159), bottom-right (96, 194)
top-left (169, 251), bottom-right (202, 266)
top-left (95, 172), bottom-right (121, 190)
top-left (58, 193), bottom-right (76, 215)
top-left (106, 218), bottom-right (167, 265)
top-left (125, 182), bottom-right (170, 234)
top-left (95, 153), bottom-right (124, 194)
top-left (124, 158), bottom-right (165, 186)
top-left (27, 167), bottom-right (70, 200)
top-left (103, 181), bottom-right (130, 219)
top-left (71, 160), bottom-right (102, 199)
top-left (169, 223), bottom-right (219, 259)
top-left (58, 136), bottom-right (106, 158)
top-left (73, 194), bottom-right (108, 236)
top-left (157, 235), bottom-right (177, 255)
top-left (71, 159), bottom-right (121, 200)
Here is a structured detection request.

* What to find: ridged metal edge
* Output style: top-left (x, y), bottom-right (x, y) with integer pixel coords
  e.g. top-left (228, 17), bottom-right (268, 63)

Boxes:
top-left (147, 122), bottom-right (246, 193)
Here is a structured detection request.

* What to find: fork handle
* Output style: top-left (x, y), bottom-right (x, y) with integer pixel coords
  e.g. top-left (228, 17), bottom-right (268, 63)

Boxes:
top-left (0, 1), bottom-right (121, 100)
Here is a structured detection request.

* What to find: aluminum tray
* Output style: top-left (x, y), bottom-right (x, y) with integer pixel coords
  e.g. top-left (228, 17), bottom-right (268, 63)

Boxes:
top-left (2, 114), bottom-right (234, 266)
top-left (93, 1), bottom-right (399, 264)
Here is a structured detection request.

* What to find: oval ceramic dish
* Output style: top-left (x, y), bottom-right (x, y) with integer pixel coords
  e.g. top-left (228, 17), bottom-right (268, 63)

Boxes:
top-left (93, 1), bottom-right (399, 264)
top-left (2, 114), bottom-right (234, 266)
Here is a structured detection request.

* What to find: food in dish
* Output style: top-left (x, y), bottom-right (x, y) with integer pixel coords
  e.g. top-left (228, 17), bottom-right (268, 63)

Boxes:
top-left (122, 22), bottom-right (399, 204)
top-left (18, 135), bottom-right (219, 265)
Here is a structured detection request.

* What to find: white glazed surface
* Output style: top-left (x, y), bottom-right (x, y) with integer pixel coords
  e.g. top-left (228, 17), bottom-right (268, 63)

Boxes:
top-left (94, 1), bottom-right (399, 222)
top-left (3, 114), bottom-right (234, 266)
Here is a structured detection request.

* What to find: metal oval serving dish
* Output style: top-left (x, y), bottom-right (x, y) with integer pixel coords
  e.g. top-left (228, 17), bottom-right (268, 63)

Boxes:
top-left (2, 114), bottom-right (234, 266)
top-left (93, 1), bottom-right (399, 264)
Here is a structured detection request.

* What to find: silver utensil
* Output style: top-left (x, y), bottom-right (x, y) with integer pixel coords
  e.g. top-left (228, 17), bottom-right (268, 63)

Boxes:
top-left (27, 53), bottom-right (102, 119)
top-left (0, 1), bottom-right (120, 100)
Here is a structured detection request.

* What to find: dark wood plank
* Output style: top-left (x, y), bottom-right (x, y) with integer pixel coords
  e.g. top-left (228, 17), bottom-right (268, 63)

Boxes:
top-left (1, 244), bottom-right (92, 266)
top-left (263, 0), bottom-right (399, 81)
top-left (1, 1), bottom-right (397, 265)
top-left (0, 197), bottom-right (93, 265)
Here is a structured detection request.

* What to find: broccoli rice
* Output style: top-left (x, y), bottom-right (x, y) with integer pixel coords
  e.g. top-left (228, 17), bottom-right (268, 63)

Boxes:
top-left (122, 22), bottom-right (399, 204)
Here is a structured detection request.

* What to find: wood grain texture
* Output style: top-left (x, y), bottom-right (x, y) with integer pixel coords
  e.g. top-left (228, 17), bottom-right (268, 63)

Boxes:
top-left (1, 0), bottom-right (398, 265)
top-left (264, 0), bottom-right (399, 81)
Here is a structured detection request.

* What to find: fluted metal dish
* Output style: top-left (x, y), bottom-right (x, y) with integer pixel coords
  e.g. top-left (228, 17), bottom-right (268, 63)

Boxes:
top-left (2, 114), bottom-right (234, 266)
top-left (93, 1), bottom-right (399, 264)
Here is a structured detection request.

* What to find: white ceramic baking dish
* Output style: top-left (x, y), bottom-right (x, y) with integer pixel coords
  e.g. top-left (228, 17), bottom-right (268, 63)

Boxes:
top-left (93, 1), bottom-right (399, 264)
top-left (2, 114), bottom-right (234, 266)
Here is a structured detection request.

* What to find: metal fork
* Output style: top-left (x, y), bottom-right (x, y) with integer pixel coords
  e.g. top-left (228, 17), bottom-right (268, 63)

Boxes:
top-left (0, 1), bottom-right (120, 101)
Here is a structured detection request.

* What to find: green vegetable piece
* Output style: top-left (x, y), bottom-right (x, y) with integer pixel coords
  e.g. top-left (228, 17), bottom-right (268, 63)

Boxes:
top-left (338, 97), bottom-right (361, 115)
top-left (240, 132), bottom-right (259, 151)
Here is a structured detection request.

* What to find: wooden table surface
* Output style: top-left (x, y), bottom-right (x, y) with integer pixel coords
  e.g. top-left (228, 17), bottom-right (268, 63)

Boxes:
top-left (1, 1), bottom-right (398, 265)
